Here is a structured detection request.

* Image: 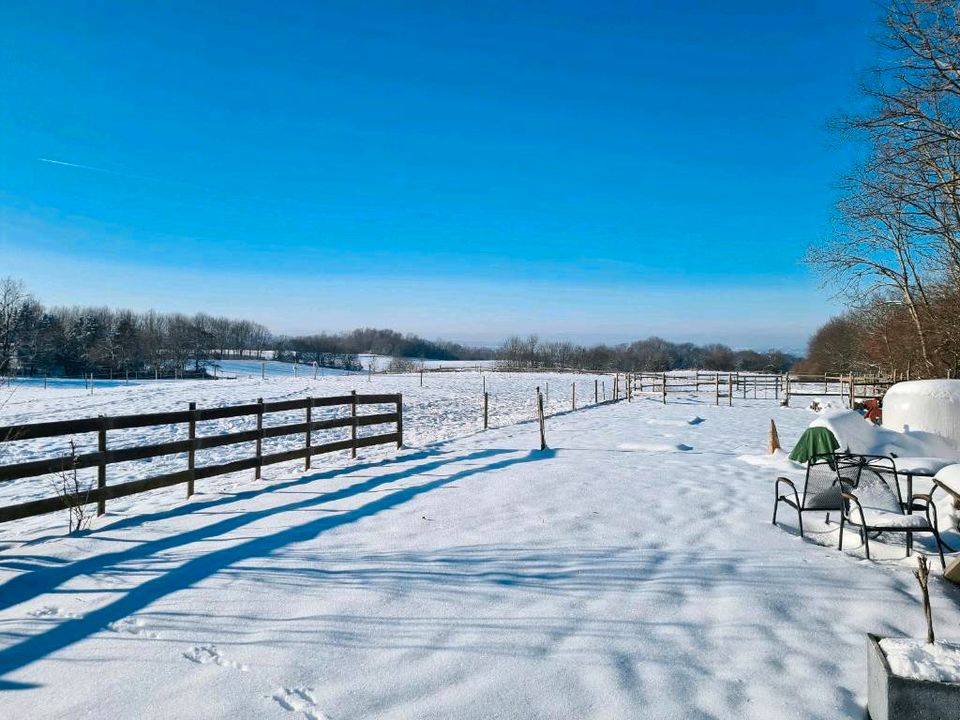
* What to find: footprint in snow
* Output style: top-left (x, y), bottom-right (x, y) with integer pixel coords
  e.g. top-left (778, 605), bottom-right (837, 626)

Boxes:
top-left (29, 606), bottom-right (81, 620)
top-left (272, 687), bottom-right (329, 720)
top-left (107, 617), bottom-right (160, 639)
top-left (183, 644), bottom-right (248, 671)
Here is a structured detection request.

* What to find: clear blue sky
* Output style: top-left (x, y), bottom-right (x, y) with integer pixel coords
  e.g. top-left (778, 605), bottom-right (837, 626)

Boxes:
top-left (0, 1), bottom-right (881, 352)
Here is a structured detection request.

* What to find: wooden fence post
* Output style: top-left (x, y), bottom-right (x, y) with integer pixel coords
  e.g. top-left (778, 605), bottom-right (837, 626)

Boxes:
top-left (261, 362), bottom-right (265, 380)
top-left (351, 390), bottom-right (358, 458)
top-left (572, 383), bottom-right (576, 411)
top-left (483, 391), bottom-right (489, 429)
top-left (255, 397), bottom-right (264, 479)
top-left (595, 379), bottom-right (598, 404)
top-left (304, 397), bottom-right (313, 471)
top-left (715, 374), bottom-right (720, 406)
top-left (727, 374), bottom-right (733, 406)
top-left (537, 387), bottom-right (547, 451)
top-left (97, 415), bottom-right (107, 516)
top-left (785, 375), bottom-right (791, 406)
top-left (187, 402), bottom-right (197, 497)
top-left (396, 393), bottom-right (403, 448)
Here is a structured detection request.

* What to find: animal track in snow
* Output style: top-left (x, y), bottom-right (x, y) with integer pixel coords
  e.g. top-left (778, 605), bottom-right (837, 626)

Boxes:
top-left (617, 442), bottom-right (693, 453)
top-left (272, 687), bottom-right (329, 720)
top-left (29, 605), bottom-right (81, 619)
top-left (183, 644), bottom-right (249, 671)
top-left (107, 617), bottom-right (160, 639)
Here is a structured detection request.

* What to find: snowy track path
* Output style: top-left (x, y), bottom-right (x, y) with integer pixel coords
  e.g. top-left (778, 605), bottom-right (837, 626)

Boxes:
top-left (0, 397), bottom-right (958, 718)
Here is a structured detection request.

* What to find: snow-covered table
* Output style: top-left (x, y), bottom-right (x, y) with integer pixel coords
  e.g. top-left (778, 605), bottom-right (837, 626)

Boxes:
top-left (889, 457), bottom-right (958, 516)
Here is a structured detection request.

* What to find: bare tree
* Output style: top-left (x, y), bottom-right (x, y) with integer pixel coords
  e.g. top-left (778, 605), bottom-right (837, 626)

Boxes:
top-left (0, 277), bottom-right (29, 375)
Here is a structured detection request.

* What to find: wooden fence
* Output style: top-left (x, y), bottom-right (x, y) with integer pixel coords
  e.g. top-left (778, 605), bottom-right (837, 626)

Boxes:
top-left (0, 393), bottom-right (402, 525)
top-left (627, 371), bottom-right (898, 408)
top-left (783, 374), bottom-right (894, 407)
top-left (630, 372), bottom-right (770, 405)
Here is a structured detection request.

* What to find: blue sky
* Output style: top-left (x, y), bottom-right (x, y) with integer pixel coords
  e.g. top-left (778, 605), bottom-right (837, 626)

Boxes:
top-left (0, 1), bottom-right (880, 351)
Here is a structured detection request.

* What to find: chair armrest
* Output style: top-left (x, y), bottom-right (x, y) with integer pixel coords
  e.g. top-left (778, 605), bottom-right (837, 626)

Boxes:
top-left (775, 476), bottom-right (796, 490)
top-left (910, 493), bottom-right (940, 530)
top-left (841, 491), bottom-right (868, 527)
top-left (775, 477), bottom-right (801, 508)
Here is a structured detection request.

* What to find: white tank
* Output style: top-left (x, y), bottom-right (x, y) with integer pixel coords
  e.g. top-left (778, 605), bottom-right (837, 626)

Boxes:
top-left (883, 379), bottom-right (960, 451)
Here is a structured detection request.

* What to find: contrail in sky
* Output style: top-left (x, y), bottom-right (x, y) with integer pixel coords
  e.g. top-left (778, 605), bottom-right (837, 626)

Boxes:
top-left (37, 157), bottom-right (179, 185)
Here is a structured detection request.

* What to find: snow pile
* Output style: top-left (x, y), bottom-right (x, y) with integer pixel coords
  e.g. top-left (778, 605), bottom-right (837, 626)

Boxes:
top-left (879, 639), bottom-right (960, 684)
top-left (883, 380), bottom-right (960, 451)
top-left (811, 409), bottom-right (958, 460)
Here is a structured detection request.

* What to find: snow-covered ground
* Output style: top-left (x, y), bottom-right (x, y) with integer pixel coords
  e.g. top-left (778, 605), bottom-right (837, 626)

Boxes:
top-left (215, 359), bottom-right (359, 378)
top-left (358, 354), bottom-right (498, 372)
top-left (0, 381), bottom-right (958, 718)
top-left (0, 370), bottom-right (613, 539)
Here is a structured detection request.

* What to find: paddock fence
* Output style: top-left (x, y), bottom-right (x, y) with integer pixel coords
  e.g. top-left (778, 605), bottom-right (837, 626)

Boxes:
top-left (0, 393), bottom-right (402, 525)
top-left (626, 371), bottom-right (897, 407)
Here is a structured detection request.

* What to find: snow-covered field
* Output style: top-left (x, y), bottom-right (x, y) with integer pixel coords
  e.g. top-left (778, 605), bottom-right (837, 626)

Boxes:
top-left (0, 378), bottom-right (958, 718)
top-left (0, 370), bottom-right (613, 540)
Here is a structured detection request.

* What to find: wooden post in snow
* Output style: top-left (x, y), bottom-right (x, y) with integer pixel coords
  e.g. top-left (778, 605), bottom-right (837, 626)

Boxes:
top-left (396, 394), bottom-right (403, 448)
top-left (536, 387), bottom-right (547, 451)
top-left (768, 419), bottom-right (781, 454)
top-left (595, 379), bottom-right (598, 404)
top-left (255, 397), bottom-right (264, 479)
top-left (350, 390), bottom-right (358, 459)
top-left (304, 397), bottom-right (313, 471)
top-left (483, 391), bottom-right (489, 430)
top-left (187, 402), bottom-right (197, 496)
top-left (97, 415), bottom-right (107, 516)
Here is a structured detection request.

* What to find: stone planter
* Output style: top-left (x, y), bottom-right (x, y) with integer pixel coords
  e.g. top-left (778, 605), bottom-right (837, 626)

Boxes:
top-left (867, 634), bottom-right (960, 719)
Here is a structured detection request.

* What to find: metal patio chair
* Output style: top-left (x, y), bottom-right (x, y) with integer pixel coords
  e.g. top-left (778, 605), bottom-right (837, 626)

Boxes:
top-left (836, 453), bottom-right (946, 568)
top-left (772, 455), bottom-right (844, 537)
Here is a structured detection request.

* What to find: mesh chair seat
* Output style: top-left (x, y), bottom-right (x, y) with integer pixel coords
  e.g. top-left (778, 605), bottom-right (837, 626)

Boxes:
top-left (837, 454), bottom-right (946, 568)
top-left (859, 509), bottom-right (930, 528)
top-left (772, 457), bottom-right (843, 537)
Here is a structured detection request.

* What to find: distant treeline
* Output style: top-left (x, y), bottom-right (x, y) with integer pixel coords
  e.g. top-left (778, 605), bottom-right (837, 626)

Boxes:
top-left (276, 328), bottom-right (497, 366)
top-left (0, 278), bottom-right (492, 377)
top-left (0, 278), bottom-right (796, 378)
top-left (497, 335), bottom-right (797, 373)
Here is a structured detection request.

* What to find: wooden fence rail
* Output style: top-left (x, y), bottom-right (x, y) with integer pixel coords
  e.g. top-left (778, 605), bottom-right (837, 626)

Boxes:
top-left (0, 393), bottom-right (402, 525)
